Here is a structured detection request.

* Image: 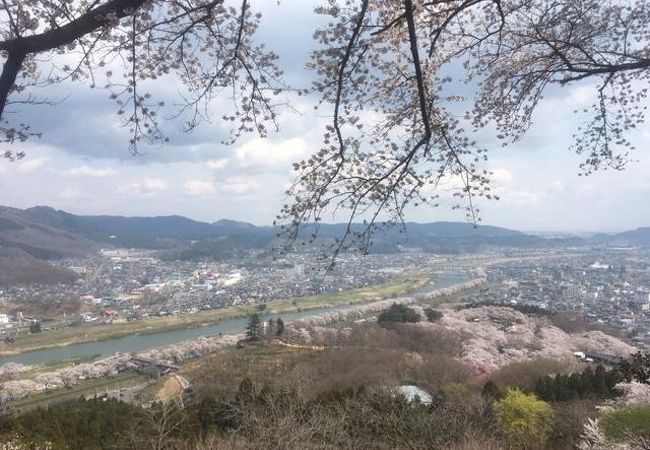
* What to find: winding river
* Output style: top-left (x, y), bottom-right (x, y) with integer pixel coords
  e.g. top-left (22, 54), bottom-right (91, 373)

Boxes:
top-left (0, 269), bottom-right (468, 367)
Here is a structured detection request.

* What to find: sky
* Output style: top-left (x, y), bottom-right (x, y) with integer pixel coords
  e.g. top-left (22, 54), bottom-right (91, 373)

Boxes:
top-left (1, 1), bottom-right (649, 233)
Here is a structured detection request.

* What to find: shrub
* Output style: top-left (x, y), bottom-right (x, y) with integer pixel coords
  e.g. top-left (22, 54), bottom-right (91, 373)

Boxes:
top-left (29, 321), bottom-right (41, 334)
top-left (492, 389), bottom-right (555, 450)
top-left (482, 380), bottom-right (501, 399)
top-left (424, 308), bottom-right (443, 322)
top-left (600, 404), bottom-right (650, 442)
top-left (489, 358), bottom-right (571, 392)
top-left (548, 399), bottom-right (597, 450)
top-left (377, 304), bottom-right (420, 324)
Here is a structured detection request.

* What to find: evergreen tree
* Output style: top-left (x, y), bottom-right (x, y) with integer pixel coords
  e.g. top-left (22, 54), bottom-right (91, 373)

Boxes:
top-left (606, 369), bottom-right (623, 391)
top-left (555, 374), bottom-right (571, 401)
top-left (538, 376), bottom-right (556, 402)
top-left (594, 365), bottom-right (610, 398)
top-left (246, 314), bottom-right (261, 341)
top-left (568, 372), bottom-right (583, 398)
top-left (619, 352), bottom-right (650, 384)
top-left (534, 365), bottom-right (622, 402)
top-left (276, 318), bottom-right (285, 336)
top-left (581, 365), bottom-right (595, 398)
top-left (424, 308), bottom-right (443, 322)
top-left (377, 304), bottom-right (421, 324)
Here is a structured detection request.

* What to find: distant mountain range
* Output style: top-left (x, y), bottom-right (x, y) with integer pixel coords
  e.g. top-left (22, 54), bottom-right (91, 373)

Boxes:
top-left (608, 227), bottom-right (650, 245)
top-left (0, 204), bottom-right (647, 284)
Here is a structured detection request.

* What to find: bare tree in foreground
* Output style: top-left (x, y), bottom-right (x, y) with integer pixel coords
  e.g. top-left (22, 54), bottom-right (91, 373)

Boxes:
top-left (1, 1), bottom-right (649, 258)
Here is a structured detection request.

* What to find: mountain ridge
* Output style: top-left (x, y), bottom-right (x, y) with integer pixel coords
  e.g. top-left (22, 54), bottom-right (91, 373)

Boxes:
top-left (0, 205), bottom-right (648, 276)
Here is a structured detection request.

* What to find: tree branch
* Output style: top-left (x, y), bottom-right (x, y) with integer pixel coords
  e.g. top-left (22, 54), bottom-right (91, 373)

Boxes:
top-left (0, 52), bottom-right (25, 119)
top-left (0, 0), bottom-right (149, 122)
top-left (0, 0), bottom-right (149, 55)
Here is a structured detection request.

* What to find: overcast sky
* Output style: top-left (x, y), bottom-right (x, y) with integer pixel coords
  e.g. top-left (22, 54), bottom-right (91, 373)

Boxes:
top-left (1, 1), bottom-right (649, 232)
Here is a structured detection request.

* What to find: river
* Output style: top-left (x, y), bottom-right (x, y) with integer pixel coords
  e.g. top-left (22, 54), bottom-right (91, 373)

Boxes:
top-left (0, 269), bottom-right (468, 367)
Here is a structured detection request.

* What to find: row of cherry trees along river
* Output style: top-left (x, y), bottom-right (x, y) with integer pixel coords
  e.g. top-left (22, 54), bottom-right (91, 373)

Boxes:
top-left (0, 277), bottom-right (486, 402)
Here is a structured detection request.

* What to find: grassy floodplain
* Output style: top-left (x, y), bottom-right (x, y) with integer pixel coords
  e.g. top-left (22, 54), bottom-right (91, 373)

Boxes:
top-left (0, 273), bottom-right (433, 357)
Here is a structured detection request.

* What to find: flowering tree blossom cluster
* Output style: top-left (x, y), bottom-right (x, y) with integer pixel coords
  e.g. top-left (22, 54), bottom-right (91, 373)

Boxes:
top-left (0, 0), bottom-right (282, 157)
top-left (0, 333), bottom-right (242, 401)
top-left (137, 333), bottom-right (242, 363)
top-left (440, 306), bottom-right (636, 375)
top-left (612, 381), bottom-right (650, 406)
top-left (0, 353), bottom-right (133, 401)
top-left (287, 289), bottom-right (633, 376)
top-left (576, 381), bottom-right (650, 449)
top-left (278, 0), bottom-right (650, 255)
top-left (288, 277), bottom-right (486, 341)
top-left (577, 418), bottom-right (632, 450)
top-left (0, 276), bottom-right (633, 400)
top-left (2, 2), bottom-right (650, 249)
top-left (0, 363), bottom-right (29, 382)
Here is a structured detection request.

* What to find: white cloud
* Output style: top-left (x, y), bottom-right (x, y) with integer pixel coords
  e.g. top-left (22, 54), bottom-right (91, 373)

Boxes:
top-left (184, 180), bottom-right (216, 195)
top-left (62, 165), bottom-right (117, 177)
top-left (218, 176), bottom-right (260, 195)
top-left (490, 168), bottom-right (513, 186)
top-left (118, 178), bottom-right (169, 196)
top-left (550, 180), bottom-right (565, 192)
top-left (566, 83), bottom-right (598, 107)
top-left (426, 173), bottom-right (466, 193)
top-left (503, 190), bottom-right (543, 206)
top-left (16, 156), bottom-right (49, 173)
top-left (58, 188), bottom-right (89, 200)
top-left (206, 159), bottom-right (229, 171)
top-left (234, 137), bottom-right (308, 168)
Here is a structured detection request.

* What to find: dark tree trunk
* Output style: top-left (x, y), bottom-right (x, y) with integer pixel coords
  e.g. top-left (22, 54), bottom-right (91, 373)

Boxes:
top-left (0, 51), bottom-right (25, 121)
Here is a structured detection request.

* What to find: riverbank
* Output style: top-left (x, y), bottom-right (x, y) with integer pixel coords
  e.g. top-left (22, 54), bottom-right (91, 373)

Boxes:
top-left (0, 274), bottom-right (433, 358)
top-left (0, 270), bottom-right (478, 403)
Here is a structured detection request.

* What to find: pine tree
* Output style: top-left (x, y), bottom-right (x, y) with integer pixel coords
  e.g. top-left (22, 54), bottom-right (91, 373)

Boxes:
top-left (569, 372), bottom-right (584, 398)
top-left (276, 318), bottom-right (285, 336)
top-left (606, 369), bottom-right (623, 391)
top-left (594, 365), bottom-right (610, 398)
top-left (246, 314), bottom-right (261, 341)
top-left (619, 352), bottom-right (650, 384)
top-left (424, 308), bottom-right (443, 322)
top-left (580, 365), bottom-right (595, 398)
top-left (555, 374), bottom-right (572, 401)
